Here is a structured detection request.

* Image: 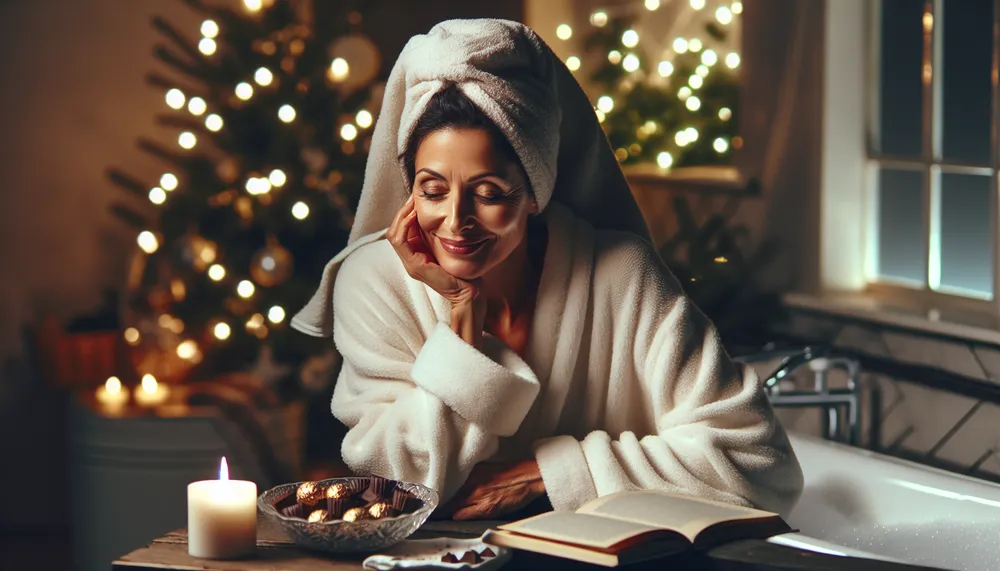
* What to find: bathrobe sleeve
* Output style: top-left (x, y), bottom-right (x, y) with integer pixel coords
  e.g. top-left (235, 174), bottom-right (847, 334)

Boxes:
top-left (330, 249), bottom-right (541, 502)
top-left (533, 235), bottom-right (804, 516)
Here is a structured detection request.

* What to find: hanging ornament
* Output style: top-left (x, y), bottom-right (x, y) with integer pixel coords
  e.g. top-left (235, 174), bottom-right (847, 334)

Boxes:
top-left (327, 34), bottom-right (380, 92)
top-left (178, 233), bottom-right (218, 272)
top-left (250, 237), bottom-right (293, 286)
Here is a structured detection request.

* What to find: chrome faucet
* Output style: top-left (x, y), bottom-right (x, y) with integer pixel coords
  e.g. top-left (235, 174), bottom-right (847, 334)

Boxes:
top-left (735, 345), bottom-right (863, 446)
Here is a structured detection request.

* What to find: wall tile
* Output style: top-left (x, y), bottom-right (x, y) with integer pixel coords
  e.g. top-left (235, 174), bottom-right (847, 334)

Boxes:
top-left (782, 313), bottom-right (843, 343)
top-left (929, 401), bottom-right (1000, 470)
top-left (860, 373), bottom-right (899, 449)
top-left (881, 332), bottom-right (986, 379)
top-left (833, 324), bottom-right (892, 356)
top-left (884, 380), bottom-right (981, 457)
top-left (972, 346), bottom-right (1000, 383)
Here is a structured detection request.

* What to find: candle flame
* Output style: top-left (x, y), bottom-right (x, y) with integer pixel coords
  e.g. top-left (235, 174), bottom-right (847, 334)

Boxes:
top-left (219, 456), bottom-right (229, 481)
top-left (141, 374), bottom-right (158, 395)
top-left (105, 376), bottom-right (122, 395)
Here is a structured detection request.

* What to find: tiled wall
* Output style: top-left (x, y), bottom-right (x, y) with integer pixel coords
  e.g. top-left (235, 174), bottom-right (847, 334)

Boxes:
top-left (757, 309), bottom-right (1000, 484)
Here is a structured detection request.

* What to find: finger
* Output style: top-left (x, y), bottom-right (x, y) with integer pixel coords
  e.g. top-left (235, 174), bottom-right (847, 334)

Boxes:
top-left (452, 503), bottom-right (489, 521)
top-left (388, 197), bottom-right (415, 245)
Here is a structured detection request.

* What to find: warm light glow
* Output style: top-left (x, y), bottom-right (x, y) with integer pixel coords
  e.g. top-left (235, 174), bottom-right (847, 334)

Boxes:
top-left (673, 37), bottom-right (689, 53)
top-left (732, 1), bottom-right (743, 14)
top-left (243, 0), bottom-right (262, 11)
top-left (137, 231), bottom-right (159, 254)
top-left (254, 67), bottom-right (273, 86)
top-left (246, 313), bottom-right (265, 330)
top-left (597, 95), bottom-right (614, 113)
top-left (219, 456), bottom-right (229, 481)
top-left (235, 82), bottom-right (253, 100)
top-left (149, 187), bottom-right (166, 204)
top-left (237, 280), bottom-right (255, 298)
top-left (187, 97), bottom-right (207, 116)
top-left (595, 109), bottom-right (606, 123)
top-left (923, 11), bottom-right (933, 32)
top-left (689, 75), bottom-right (703, 89)
top-left (159, 173), bottom-right (178, 191)
top-left (278, 104), bottom-right (296, 122)
top-left (208, 264), bottom-right (226, 281)
top-left (141, 374), bottom-right (158, 395)
top-left (685, 127), bottom-right (699, 142)
top-left (268, 169), bottom-right (287, 187)
top-left (201, 19), bottom-right (219, 38)
top-left (177, 339), bottom-right (198, 359)
top-left (645, 0), bottom-right (661, 9)
top-left (268, 306), bottom-right (286, 323)
top-left (678, 86), bottom-right (692, 99)
top-left (214, 322), bottom-right (231, 340)
top-left (716, 6), bottom-right (734, 25)
top-left (340, 123), bottom-right (358, 141)
top-left (291, 201), bottom-right (310, 219)
top-left (686, 96), bottom-right (701, 111)
top-left (726, 52), bottom-right (741, 69)
top-left (622, 54), bottom-right (640, 72)
top-left (245, 177), bottom-right (272, 195)
top-left (590, 11), bottom-right (608, 27)
top-left (719, 107), bottom-right (733, 120)
top-left (356, 109), bottom-right (373, 128)
top-left (658, 61), bottom-right (674, 77)
top-left (675, 131), bottom-right (690, 146)
top-left (696, 64), bottom-right (710, 77)
top-left (105, 377), bottom-right (122, 395)
top-left (178, 131), bottom-right (197, 149)
top-left (608, 50), bottom-right (622, 64)
top-left (166, 88), bottom-right (185, 109)
top-left (622, 30), bottom-right (639, 48)
top-left (556, 24), bottom-right (573, 40)
top-left (198, 38), bottom-right (217, 56)
top-left (330, 58), bottom-right (350, 81)
top-left (124, 327), bottom-right (140, 345)
top-left (714, 137), bottom-right (729, 153)
top-left (657, 152), bottom-right (673, 169)
top-left (688, 38), bottom-right (702, 52)
top-left (701, 50), bottom-right (718, 66)
top-left (691, 0), bottom-right (706, 9)
top-left (205, 114), bottom-right (224, 131)
top-left (566, 56), bottom-right (581, 71)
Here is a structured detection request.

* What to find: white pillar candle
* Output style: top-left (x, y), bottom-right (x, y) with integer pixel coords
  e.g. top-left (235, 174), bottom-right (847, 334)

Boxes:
top-left (187, 457), bottom-right (257, 559)
top-left (134, 374), bottom-right (170, 407)
top-left (95, 376), bottom-right (129, 414)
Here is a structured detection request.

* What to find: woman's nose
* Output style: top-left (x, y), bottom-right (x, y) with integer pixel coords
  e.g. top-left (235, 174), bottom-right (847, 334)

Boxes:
top-left (444, 190), bottom-right (476, 232)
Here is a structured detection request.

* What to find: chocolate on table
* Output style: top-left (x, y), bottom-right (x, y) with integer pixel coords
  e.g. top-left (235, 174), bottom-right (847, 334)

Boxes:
top-left (296, 481), bottom-right (324, 507)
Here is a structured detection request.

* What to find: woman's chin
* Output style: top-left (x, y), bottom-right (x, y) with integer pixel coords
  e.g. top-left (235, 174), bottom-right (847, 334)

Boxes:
top-left (437, 257), bottom-right (487, 281)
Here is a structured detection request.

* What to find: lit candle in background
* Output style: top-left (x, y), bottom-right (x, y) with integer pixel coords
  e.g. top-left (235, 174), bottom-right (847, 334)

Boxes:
top-left (187, 457), bottom-right (257, 559)
top-left (133, 374), bottom-right (170, 407)
top-left (95, 376), bottom-right (129, 413)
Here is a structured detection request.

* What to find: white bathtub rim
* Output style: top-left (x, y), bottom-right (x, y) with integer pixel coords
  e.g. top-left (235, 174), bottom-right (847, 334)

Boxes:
top-left (767, 532), bottom-right (916, 566)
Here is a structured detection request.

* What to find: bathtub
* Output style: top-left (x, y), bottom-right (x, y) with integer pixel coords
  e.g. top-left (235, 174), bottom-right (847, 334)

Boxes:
top-left (769, 431), bottom-right (1000, 570)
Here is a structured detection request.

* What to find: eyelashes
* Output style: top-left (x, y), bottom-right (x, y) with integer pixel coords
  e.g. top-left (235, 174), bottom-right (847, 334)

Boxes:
top-left (417, 182), bottom-right (526, 204)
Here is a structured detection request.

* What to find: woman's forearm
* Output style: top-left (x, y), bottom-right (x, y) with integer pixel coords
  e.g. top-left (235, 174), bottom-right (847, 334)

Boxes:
top-left (450, 299), bottom-right (482, 349)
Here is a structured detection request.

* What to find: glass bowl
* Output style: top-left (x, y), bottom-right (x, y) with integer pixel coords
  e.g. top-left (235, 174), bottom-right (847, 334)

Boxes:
top-left (257, 477), bottom-right (439, 554)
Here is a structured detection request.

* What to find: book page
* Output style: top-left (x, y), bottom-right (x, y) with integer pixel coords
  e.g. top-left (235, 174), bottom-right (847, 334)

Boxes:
top-left (577, 490), bottom-right (776, 542)
top-left (497, 511), bottom-right (669, 551)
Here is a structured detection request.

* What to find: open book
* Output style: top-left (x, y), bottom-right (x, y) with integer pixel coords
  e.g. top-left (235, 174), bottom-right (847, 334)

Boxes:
top-left (482, 490), bottom-right (793, 567)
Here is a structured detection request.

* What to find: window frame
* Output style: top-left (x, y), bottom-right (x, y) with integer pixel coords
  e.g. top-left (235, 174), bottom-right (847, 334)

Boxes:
top-left (863, 0), bottom-right (1000, 314)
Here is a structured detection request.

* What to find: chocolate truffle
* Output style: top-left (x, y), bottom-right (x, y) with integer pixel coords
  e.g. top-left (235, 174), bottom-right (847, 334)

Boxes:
top-left (341, 506), bottom-right (370, 522)
top-left (296, 481), bottom-right (324, 506)
top-left (458, 550), bottom-right (482, 564)
top-left (440, 552), bottom-right (459, 563)
top-left (325, 482), bottom-right (349, 499)
top-left (480, 547), bottom-right (496, 558)
top-left (367, 501), bottom-right (391, 519)
top-left (307, 508), bottom-right (328, 523)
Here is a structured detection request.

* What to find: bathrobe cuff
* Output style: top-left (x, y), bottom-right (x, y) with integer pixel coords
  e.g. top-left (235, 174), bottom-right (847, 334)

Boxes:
top-left (410, 322), bottom-right (540, 436)
top-left (533, 435), bottom-right (599, 511)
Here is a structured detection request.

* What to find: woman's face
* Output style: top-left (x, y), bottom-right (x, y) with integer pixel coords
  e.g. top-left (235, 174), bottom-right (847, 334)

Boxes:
top-left (411, 128), bottom-right (536, 280)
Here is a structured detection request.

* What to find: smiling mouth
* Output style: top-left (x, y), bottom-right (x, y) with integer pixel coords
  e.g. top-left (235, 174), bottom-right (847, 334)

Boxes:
top-left (436, 236), bottom-right (489, 255)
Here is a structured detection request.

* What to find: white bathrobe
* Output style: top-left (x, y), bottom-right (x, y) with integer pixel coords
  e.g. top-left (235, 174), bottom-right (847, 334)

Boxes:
top-left (329, 201), bottom-right (804, 516)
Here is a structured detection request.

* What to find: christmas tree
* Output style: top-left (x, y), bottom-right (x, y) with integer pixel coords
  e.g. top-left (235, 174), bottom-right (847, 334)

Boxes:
top-left (563, 0), bottom-right (743, 170)
top-left (107, 0), bottom-right (381, 385)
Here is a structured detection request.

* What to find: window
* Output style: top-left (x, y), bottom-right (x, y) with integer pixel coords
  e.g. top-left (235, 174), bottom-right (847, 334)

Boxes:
top-left (868, 0), bottom-right (997, 302)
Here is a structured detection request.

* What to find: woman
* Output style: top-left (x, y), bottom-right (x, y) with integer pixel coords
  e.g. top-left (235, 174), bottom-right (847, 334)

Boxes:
top-left (292, 19), bottom-right (803, 522)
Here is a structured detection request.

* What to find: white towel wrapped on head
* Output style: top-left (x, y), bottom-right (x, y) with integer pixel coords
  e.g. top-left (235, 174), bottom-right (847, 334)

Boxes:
top-left (291, 18), bottom-right (650, 338)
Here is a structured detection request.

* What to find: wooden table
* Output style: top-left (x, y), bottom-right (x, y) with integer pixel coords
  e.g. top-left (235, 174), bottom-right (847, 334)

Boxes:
top-left (114, 520), bottom-right (944, 571)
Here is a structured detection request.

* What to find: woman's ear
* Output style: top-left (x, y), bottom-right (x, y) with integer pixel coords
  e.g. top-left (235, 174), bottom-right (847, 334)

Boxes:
top-left (528, 198), bottom-right (539, 214)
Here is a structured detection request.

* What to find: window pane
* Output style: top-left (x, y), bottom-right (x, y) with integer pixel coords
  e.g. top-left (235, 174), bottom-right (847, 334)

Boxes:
top-left (879, 0), bottom-right (925, 157)
top-left (940, 173), bottom-right (993, 297)
top-left (877, 168), bottom-right (926, 283)
top-left (941, 0), bottom-right (993, 164)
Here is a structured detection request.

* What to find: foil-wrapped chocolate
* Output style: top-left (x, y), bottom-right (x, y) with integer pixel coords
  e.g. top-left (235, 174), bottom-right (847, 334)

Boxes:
top-left (341, 506), bottom-right (371, 522)
top-left (296, 481), bottom-right (324, 506)
top-left (459, 550), bottom-right (482, 564)
top-left (480, 547), bottom-right (496, 559)
top-left (307, 508), bottom-right (329, 523)
top-left (367, 501), bottom-right (391, 519)
top-left (325, 482), bottom-right (350, 499)
top-left (440, 553), bottom-right (458, 563)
